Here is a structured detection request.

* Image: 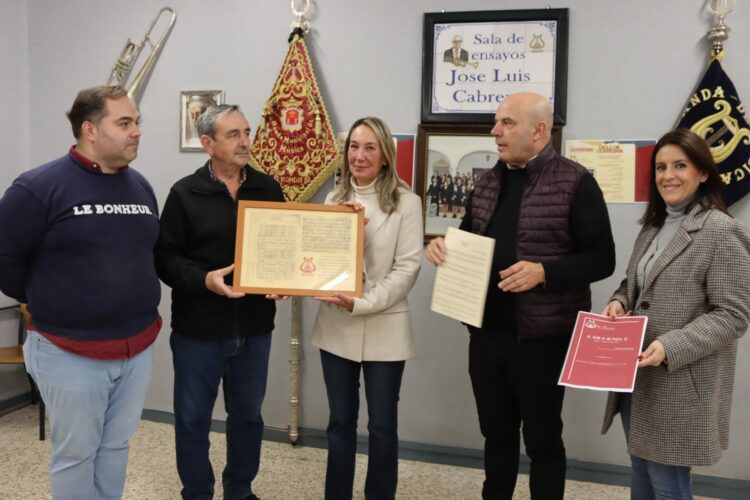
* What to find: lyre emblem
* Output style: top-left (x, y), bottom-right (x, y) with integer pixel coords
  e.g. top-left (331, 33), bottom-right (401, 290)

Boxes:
top-left (300, 257), bottom-right (316, 273)
top-left (529, 34), bottom-right (545, 51)
top-left (690, 99), bottom-right (750, 163)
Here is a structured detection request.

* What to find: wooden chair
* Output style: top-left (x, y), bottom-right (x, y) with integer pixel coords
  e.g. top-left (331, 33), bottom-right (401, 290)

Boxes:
top-left (0, 304), bottom-right (45, 440)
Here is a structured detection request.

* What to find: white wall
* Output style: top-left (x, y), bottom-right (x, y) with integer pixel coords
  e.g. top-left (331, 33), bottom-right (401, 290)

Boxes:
top-left (4, 0), bottom-right (749, 480)
top-left (0, 0), bottom-right (30, 402)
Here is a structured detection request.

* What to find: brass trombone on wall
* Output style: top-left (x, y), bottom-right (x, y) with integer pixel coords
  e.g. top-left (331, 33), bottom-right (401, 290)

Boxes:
top-left (106, 6), bottom-right (177, 106)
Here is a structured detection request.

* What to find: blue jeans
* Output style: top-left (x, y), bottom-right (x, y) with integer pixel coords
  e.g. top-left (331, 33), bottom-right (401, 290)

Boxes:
top-left (320, 349), bottom-right (405, 500)
top-left (171, 332), bottom-right (271, 500)
top-left (620, 394), bottom-right (693, 499)
top-left (23, 330), bottom-right (154, 500)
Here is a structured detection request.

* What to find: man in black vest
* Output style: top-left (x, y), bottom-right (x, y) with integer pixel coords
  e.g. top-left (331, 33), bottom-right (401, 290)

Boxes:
top-left (425, 92), bottom-right (615, 499)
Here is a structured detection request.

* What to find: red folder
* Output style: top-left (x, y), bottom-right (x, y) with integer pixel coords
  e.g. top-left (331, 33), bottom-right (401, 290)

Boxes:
top-left (558, 312), bottom-right (647, 392)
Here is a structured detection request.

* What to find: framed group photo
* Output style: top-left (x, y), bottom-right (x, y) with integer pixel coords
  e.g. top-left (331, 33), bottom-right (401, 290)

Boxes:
top-left (415, 123), bottom-right (496, 240)
top-left (179, 90), bottom-right (224, 151)
top-left (421, 8), bottom-right (569, 125)
top-left (415, 124), bottom-right (563, 240)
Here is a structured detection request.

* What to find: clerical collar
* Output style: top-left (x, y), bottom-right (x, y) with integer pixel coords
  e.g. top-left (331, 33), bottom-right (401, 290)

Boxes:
top-left (505, 153), bottom-right (538, 170)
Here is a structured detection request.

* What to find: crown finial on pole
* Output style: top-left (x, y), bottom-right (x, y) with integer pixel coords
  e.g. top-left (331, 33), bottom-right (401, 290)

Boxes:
top-left (706, 0), bottom-right (736, 55)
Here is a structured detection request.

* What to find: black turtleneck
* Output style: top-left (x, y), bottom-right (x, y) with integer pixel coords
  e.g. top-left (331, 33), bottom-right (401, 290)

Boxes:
top-left (460, 167), bottom-right (614, 334)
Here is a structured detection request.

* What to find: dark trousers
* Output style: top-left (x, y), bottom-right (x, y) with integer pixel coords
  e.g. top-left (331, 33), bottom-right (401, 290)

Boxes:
top-left (320, 349), bottom-right (405, 500)
top-left (171, 332), bottom-right (272, 500)
top-left (469, 331), bottom-right (568, 500)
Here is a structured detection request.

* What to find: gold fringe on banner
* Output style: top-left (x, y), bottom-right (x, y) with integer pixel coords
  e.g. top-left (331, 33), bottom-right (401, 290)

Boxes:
top-left (250, 33), bottom-right (342, 202)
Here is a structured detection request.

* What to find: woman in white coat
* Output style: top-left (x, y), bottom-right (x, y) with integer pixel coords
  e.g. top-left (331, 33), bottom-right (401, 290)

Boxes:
top-left (312, 117), bottom-right (423, 500)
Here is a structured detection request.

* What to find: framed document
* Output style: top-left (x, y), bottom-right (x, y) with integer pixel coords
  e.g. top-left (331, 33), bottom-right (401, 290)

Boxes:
top-left (233, 201), bottom-right (364, 297)
top-left (565, 139), bottom-right (657, 203)
top-left (558, 312), bottom-right (648, 392)
top-left (421, 9), bottom-right (569, 125)
top-left (566, 140), bottom-right (637, 203)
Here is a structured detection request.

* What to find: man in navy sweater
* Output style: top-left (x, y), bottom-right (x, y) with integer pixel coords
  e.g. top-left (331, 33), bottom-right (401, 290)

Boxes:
top-left (156, 105), bottom-right (284, 500)
top-left (0, 86), bottom-right (161, 499)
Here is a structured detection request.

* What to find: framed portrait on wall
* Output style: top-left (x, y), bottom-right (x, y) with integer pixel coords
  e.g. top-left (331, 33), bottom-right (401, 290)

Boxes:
top-left (179, 90), bottom-right (224, 152)
top-left (421, 9), bottom-right (569, 125)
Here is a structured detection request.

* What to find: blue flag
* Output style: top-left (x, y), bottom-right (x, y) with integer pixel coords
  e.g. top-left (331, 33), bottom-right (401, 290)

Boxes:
top-left (677, 55), bottom-right (750, 206)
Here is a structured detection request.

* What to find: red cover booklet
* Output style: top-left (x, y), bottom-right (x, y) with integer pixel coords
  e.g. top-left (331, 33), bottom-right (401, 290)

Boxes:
top-left (558, 312), bottom-right (647, 392)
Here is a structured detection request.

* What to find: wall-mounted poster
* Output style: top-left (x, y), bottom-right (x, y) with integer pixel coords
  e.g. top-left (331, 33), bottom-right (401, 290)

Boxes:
top-left (422, 9), bottom-right (569, 125)
top-left (565, 139), bottom-right (656, 203)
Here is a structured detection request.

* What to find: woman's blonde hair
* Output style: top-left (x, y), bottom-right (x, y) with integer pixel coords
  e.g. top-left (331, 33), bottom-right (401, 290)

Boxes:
top-left (332, 117), bottom-right (408, 213)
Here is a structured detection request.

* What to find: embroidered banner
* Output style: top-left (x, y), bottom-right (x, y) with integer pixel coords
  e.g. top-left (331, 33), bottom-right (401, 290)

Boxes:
top-left (250, 33), bottom-right (341, 202)
top-left (677, 52), bottom-right (750, 206)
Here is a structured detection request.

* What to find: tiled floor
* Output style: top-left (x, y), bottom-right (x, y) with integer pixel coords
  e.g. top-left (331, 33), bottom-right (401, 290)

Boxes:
top-left (0, 404), bottom-right (716, 499)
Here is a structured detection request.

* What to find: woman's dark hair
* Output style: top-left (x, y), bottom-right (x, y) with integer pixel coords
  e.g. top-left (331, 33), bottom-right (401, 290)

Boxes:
top-left (640, 128), bottom-right (728, 227)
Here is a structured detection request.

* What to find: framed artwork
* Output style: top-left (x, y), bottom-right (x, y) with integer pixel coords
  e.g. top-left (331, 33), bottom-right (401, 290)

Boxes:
top-left (179, 90), bottom-right (224, 152)
top-left (416, 123), bottom-right (496, 240)
top-left (421, 9), bottom-right (569, 125)
top-left (415, 123), bottom-right (562, 240)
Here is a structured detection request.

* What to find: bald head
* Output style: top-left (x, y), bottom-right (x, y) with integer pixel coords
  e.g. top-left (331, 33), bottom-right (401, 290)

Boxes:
top-left (506, 92), bottom-right (553, 137)
top-left (491, 92), bottom-right (553, 165)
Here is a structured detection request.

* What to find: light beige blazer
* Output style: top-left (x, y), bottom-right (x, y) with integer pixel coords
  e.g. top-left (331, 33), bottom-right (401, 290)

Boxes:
top-left (311, 187), bottom-right (423, 362)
